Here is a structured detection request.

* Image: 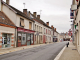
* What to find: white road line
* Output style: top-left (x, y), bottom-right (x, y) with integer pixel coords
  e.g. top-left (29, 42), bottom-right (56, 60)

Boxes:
top-left (54, 46), bottom-right (66, 60)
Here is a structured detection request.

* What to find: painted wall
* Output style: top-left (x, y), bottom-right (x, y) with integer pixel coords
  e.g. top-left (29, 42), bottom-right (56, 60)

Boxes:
top-left (0, 26), bottom-right (15, 48)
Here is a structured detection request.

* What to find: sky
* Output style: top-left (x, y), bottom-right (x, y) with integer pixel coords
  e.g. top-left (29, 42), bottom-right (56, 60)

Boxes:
top-left (3, 0), bottom-right (72, 33)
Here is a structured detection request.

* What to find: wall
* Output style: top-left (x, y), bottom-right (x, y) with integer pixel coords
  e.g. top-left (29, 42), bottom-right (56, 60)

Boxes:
top-left (2, 4), bottom-right (17, 24)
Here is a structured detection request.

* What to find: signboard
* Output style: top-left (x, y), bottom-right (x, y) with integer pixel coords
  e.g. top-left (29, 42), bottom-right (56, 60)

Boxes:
top-left (17, 27), bottom-right (35, 33)
top-left (68, 29), bottom-right (72, 36)
top-left (70, 8), bottom-right (74, 19)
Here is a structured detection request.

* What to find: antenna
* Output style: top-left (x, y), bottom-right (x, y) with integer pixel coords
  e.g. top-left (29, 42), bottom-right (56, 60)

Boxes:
top-left (23, 3), bottom-right (26, 9)
top-left (40, 10), bottom-right (42, 16)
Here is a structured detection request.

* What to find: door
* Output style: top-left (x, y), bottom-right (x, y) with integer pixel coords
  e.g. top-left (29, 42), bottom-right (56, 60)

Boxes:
top-left (21, 33), bottom-right (26, 46)
top-left (31, 34), bottom-right (33, 45)
top-left (18, 33), bottom-right (21, 47)
top-left (27, 33), bottom-right (31, 45)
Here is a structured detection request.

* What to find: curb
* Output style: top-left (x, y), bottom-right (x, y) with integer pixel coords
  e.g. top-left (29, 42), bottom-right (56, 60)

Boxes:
top-left (54, 46), bottom-right (66, 60)
top-left (0, 43), bottom-right (47, 55)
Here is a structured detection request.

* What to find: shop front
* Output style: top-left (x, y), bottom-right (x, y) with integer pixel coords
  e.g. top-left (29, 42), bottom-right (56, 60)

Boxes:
top-left (0, 26), bottom-right (15, 49)
top-left (17, 27), bottom-right (35, 47)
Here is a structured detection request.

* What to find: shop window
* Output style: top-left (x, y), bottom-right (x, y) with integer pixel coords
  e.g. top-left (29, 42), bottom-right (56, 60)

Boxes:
top-left (20, 18), bottom-right (25, 27)
top-left (29, 22), bottom-right (32, 30)
top-left (2, 34), bottom-right (11, 48)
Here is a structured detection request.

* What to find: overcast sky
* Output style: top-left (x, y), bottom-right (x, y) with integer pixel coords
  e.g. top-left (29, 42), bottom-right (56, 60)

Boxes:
top-left (3, 0), bottom-right (72, 33)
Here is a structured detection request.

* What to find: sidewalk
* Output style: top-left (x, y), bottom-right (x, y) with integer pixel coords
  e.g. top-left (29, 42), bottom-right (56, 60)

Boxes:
top-left (59, 42), bottom-right (80, 60)
top-left (0, 43), bottom-right (53, 55)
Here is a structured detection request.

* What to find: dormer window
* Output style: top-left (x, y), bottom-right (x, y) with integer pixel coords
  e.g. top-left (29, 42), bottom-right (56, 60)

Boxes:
top-left (20, 18), bottom-right (25, 27)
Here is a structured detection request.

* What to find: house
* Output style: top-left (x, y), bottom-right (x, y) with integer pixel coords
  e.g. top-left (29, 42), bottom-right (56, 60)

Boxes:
top-left (71, 0), bottom-right (80, 53)
top-left (30, 12), bottom-right (43, 44)
top-left (1, 0), bottom-right (35, 47)
top-left (43, 22), bottom-right (53, 43)
top-left (0, 11), bottom-right (16, 49)
top-left (29, 12), bottom-right (53, 44)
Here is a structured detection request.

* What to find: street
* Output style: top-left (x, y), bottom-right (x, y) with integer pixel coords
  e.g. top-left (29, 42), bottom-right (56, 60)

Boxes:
top-left (0, 42), bottom-right (67, 60)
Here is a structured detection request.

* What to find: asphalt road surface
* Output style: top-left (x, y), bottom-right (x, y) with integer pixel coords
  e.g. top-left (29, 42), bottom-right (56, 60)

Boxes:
top-left (0, 42), bottom-right (68, 60)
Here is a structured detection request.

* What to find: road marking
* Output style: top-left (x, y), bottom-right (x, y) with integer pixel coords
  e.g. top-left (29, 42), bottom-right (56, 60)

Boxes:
top-left (54, 46), bottom-right (66, 60)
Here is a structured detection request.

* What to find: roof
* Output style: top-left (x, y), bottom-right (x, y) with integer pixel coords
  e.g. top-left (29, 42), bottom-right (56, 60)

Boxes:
top-left (30, 13), bottom-right (52, 29)
top-left (1, 1), bottom-right (52, 29)
top-left (2, 1), bottom-right (34, 22)
top-left (0, 11), bottom-right (16, 27)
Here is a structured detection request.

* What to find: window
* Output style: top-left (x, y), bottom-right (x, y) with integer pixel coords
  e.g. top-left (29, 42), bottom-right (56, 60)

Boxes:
top-left (35, 24), bottom-right (36, 31)
top-left (44, 28), bottom-right (45, 34)
top-left (41, 27), bottom-right (42, 33)
top-left (39, 26), bottom-right (40, 32)
top-left (29, 22), bottom-right (32, 30)
top-left (2, 34), bottom-right (11, 48)
top-left (37, 26), bottom-right (38, 31)
top-left (46, 29), bottom-right (47, 34)
top-left (20, 18), bottom-right (25, 27)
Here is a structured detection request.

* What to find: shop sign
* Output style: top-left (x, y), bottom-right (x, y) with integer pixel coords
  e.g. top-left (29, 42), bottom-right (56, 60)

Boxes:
top-left (70, 8), bottom-right (74, 19)
top-left (17, 27), bottom-right (35, 33)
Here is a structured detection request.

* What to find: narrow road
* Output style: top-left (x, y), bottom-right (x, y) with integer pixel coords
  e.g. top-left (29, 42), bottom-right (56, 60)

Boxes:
top-left (0, 42), bottom-right (67, 60)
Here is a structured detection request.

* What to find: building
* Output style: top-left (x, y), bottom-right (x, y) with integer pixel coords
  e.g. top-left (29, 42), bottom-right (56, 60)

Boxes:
top-left (1, 0), bottom-right (35, 47)
top-left (43, 22), bottom-right (53, 43)
top-left (59, 32), bottom-right (71, 42)
top-left (30, 12), bottom-right (43, 44)
top-left (70, 0), bottom-right (80, 53)
top-left (0, 0), bottom-right (59, 48)
top-left (0, 11), bottom-right (16, 49)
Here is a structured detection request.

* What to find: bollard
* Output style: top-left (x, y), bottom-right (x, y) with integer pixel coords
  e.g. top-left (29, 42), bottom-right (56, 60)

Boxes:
top-left (66, 43), bottom-right (69, 47)
top-left (66, 44), bottom-right (68, 47)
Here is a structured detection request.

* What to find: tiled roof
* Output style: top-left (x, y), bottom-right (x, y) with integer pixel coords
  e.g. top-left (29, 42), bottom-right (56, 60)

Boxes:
top-left (30, 13), bottom-right (52, 29)
top-left (0, 11), bottom-right (16, 27)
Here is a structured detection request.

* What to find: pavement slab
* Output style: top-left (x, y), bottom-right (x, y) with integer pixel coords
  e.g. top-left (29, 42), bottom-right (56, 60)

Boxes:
top-left (59, 42), bottom-right (80, 60)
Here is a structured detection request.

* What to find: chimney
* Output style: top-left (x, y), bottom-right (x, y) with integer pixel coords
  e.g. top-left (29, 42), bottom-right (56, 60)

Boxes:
top-left (37, 15), bottom-right (40, 19)
top-left (46, 22), bottom-right (49, 26)
top-left (51, 25), bottom-right (53, 29)
top-left (33, 12), bottom-right (37, 17)
top-left (55, 28), bottom-right (56, 31)
top-left (23, 9), bottom-right (27, 15)
top-left (6, 0), bottom-right (10, 5)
